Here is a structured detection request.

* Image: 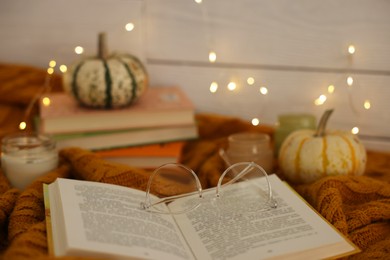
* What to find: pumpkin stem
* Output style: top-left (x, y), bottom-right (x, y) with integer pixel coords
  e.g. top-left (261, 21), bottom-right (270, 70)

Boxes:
top-left (314, 109), bottom-right (334, 137)
top-left (98, 32), bottom-right (108, 59)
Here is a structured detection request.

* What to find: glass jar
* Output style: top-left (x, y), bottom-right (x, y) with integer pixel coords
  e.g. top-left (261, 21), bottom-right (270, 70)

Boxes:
top-left (274, 114), bottom-right (316, 156)
top-left (225, 132), bottom-right (274, 173)
top-left (1, 133), bottom-right (58, 190)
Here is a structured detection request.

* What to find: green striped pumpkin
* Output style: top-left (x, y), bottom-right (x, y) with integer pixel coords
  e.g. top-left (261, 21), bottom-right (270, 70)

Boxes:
top-left (63, 33), bottom-right (148, 109)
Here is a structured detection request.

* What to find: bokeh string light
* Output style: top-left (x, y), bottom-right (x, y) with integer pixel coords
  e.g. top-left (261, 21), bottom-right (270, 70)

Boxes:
top-left (19, 61), bottom-right (57, 130)
top-left (209, 51), bottom-right (217, 63)
top-left (194, 1), bottom-right (270, 125)
top-left (313, 44), bottom-right (371, 135)
top-left (194, 1), bottom-right (371, 133)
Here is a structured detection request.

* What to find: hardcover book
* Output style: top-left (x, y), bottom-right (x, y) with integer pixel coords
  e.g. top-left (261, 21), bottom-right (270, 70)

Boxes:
top-left (54, 125), bottom-right (197, 151)
top-left (40, 87), bottom-right (196, 134)
top-left (94, 141), bottom-right (185, 168)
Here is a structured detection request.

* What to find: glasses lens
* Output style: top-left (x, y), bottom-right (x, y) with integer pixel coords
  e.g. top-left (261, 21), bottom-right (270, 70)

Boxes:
top-left (142, 163), bottom-right (202, 214)
top-left (216, 162), bottom-right (277, 213)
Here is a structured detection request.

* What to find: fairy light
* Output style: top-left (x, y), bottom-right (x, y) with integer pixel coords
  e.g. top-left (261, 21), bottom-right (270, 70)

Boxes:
top-left (208, 51), bottom-right (217, 63)
top-left (19, 121), bottom-right (27, 130)
top-left (319, 94), bottom-right (327, 103)
top-left (19, 60), bottom-right (56, 130)
top-left (348, 45), bottom-right (356, 55)
top-left (227, 82), bottom-right (237, 91)
top-left (364, 100), bottom-right (371, 110)
top-left (42, 97), bottom-right (51, 106)
top-left (347, 76), bottom-right (354, 86)
top-left (209, 82), bottom-right (218, 93)
top-left (251, 118), bottom-right (260, 126)
top-left (259, 86), bottom-right (268, 95)
top-left (74, 46), bottom-right (84, 55)
top-left (247, 77), bottom-right (255, 85)
top-left (351, 126), bottom-right (359, 135)
top-left (125, 22), bottom-right (135, 32)
top-left (327, 84), bottom-right (335, 94)
top-left (49, 60), bottom-right (56, 68)
top-left (47, 67), bottom-right (54, 75)
top-left (314, 94), bottom-right (327, 106)
top-left (59, 65), bottom-right (67, 73)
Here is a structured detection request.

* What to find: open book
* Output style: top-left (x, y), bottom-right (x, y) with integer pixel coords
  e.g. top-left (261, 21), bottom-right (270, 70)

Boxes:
top-left (44, 175), bottom-right (359, 260)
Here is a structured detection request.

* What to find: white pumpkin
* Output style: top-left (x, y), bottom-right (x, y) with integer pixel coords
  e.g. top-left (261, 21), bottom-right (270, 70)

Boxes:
top-left (63, 32), bottom-right (148, 109)
top-left (278, 109), bottom-right (367, 184)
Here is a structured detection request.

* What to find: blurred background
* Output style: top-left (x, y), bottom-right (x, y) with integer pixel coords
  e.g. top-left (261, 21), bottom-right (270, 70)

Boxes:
top-left (1, 0), bottom-right (389, 150)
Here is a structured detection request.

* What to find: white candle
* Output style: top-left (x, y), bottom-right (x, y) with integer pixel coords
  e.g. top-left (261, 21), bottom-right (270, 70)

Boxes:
top-left (1, 133), bottom-right (58, 190)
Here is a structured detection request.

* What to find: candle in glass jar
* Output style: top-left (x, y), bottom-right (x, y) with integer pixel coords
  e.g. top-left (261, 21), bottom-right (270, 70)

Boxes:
top-left (1, 133), bottom-right (58, 190)
top-left (274, 113), bottom-right (316, 156)
top-left (224, 132), bottom-right (274, 173)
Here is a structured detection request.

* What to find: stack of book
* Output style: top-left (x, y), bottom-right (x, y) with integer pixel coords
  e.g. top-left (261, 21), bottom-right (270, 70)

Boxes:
top-left (38, 86), bottom-right (198, 168)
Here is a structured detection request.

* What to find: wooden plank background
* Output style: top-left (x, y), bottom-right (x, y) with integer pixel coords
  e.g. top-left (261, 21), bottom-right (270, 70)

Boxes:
top-left (0, 0), bottom-right (389, 150)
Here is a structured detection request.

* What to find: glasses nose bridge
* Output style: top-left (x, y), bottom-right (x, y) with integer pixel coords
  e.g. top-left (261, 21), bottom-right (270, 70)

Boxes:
top-left (142, 163), bottom-right (204, 213)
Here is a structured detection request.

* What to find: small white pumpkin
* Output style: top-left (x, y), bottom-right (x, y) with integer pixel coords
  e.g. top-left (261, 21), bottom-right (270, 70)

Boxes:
top-left (278, 109), bottom-right (367, 184)
top-left (63, 32), bottom-right (148, 109)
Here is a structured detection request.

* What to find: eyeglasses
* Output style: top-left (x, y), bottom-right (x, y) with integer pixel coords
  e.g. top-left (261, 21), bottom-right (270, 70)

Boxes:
top-left (140, 162), bottom-right (278, 215)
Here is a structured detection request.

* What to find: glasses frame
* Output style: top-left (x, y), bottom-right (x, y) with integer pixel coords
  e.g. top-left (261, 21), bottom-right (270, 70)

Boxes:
top-left (140, 161), bottom-right (277, 214)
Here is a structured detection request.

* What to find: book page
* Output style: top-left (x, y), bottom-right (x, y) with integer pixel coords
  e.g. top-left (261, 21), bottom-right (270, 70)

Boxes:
top-left (49, 178), bottom-right (194, 260)
top-left (169, 174), bottom-right (358, 260)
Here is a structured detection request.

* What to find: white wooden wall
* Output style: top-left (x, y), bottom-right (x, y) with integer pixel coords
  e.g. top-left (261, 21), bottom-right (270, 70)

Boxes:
top-left (1, 0), bottom-right (390, 150)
